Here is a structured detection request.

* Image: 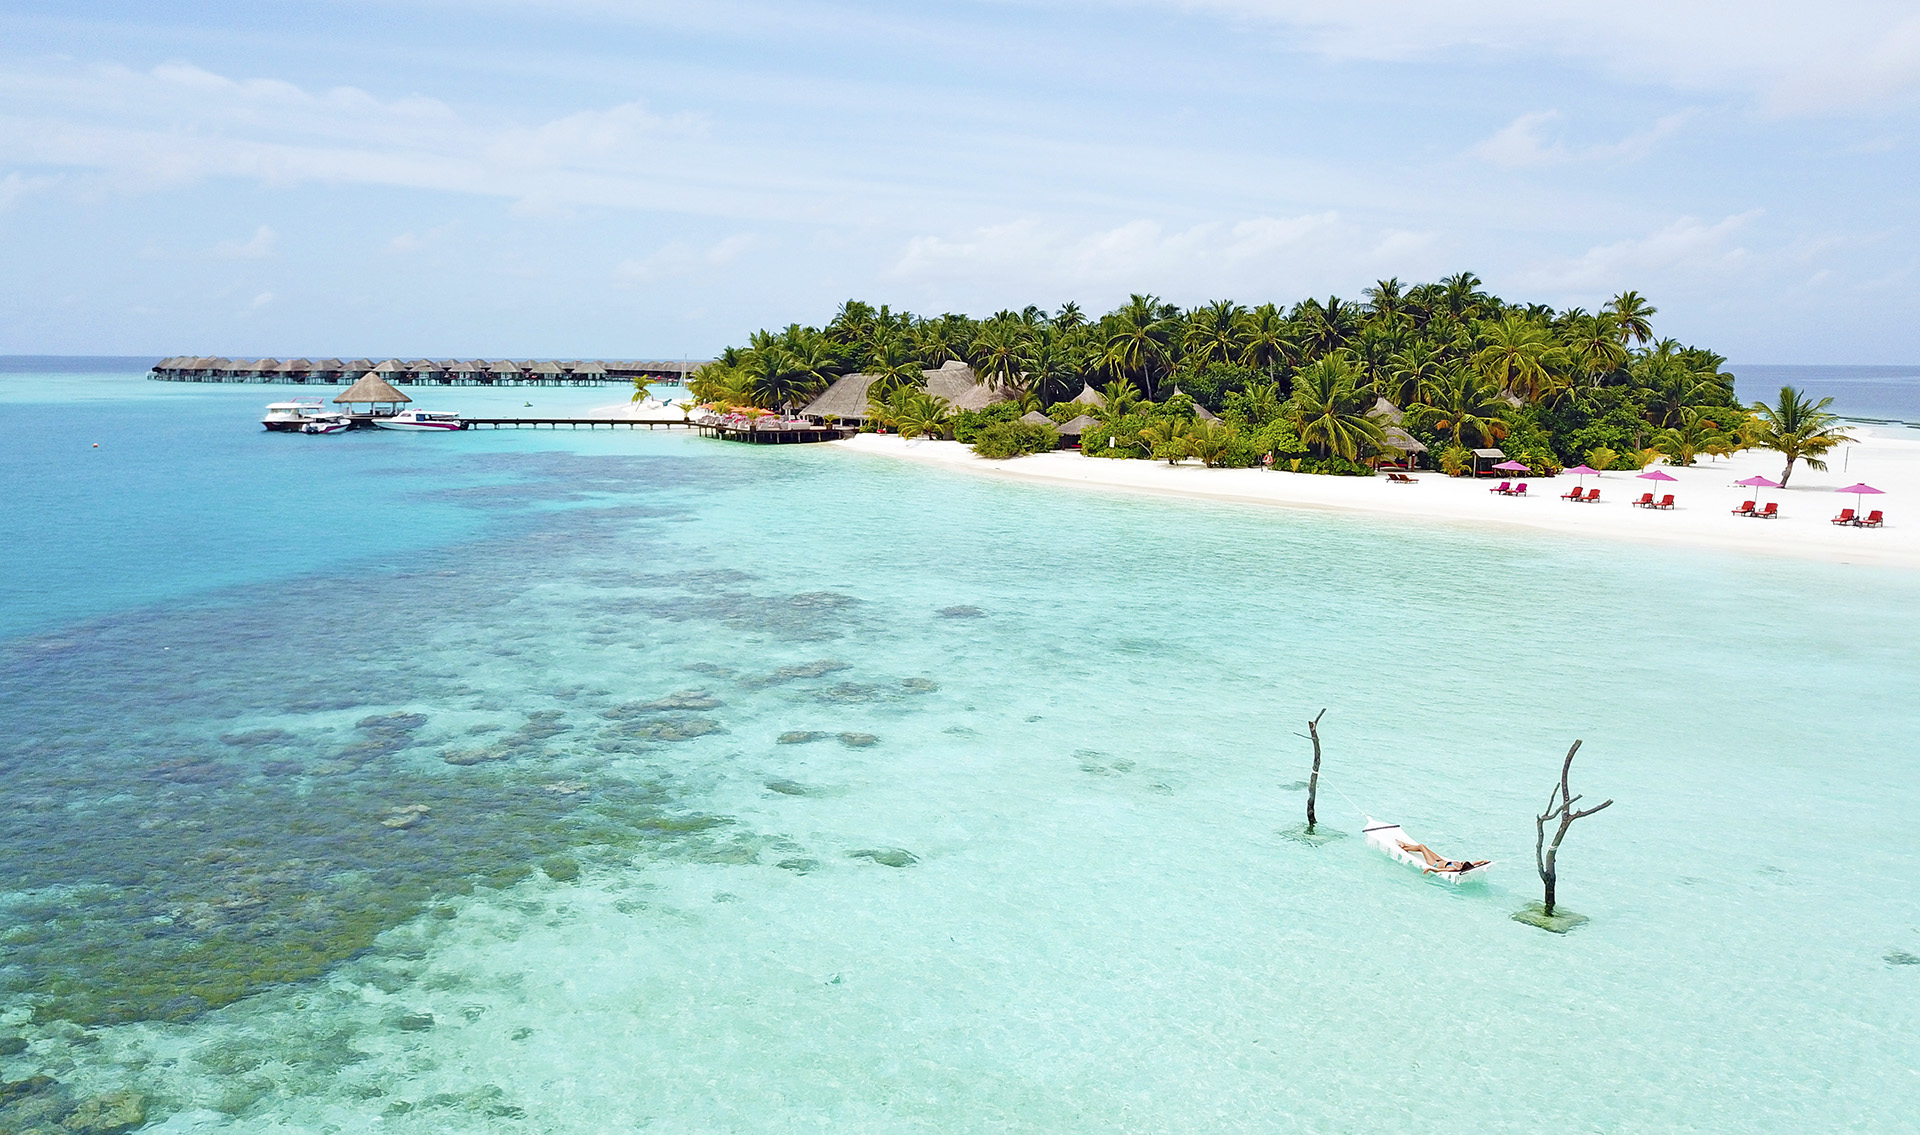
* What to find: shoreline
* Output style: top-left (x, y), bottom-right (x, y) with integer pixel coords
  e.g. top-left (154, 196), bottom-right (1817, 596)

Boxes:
top-left (832, 430), bottom-right (1920, 569)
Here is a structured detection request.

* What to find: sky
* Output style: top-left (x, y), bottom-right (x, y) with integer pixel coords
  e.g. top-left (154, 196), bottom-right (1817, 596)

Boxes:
top-left (0, 1), bottom-right (1916, 361)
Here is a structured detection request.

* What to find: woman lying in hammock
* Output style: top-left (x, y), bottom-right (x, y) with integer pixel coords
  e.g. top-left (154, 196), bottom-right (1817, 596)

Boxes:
top-left (1398, 841), bottom-right (1489, 873)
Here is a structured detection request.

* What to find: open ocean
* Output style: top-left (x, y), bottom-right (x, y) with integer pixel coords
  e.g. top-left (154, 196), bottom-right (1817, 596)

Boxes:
top-left (3, 360), bottom-right (1919, 1132)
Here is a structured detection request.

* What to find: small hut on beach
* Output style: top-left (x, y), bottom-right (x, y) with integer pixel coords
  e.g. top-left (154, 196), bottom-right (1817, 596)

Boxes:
top-left (334, 373), bottom-right (412, 415)
top-left (1471, 447), bottom-right (1508, 477)
top-left (800, 361), bottom-right (1009, 424)
top-left (1378, 427), bottom-right (1428, 469)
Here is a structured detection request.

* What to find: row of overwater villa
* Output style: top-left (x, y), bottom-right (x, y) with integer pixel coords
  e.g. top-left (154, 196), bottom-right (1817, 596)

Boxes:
top-left (149, 356), bottom-right (711, 386)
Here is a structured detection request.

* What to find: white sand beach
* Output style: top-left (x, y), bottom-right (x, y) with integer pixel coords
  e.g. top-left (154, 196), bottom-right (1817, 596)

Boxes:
top-left (836, 428), bottom-right (1920, 569)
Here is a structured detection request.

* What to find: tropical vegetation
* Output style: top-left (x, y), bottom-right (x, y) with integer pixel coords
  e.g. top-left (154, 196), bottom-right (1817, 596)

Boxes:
top-left (687, 280), bottom-right (1790, 472)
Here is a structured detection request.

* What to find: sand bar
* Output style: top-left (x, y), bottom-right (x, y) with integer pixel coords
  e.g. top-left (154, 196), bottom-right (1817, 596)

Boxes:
top-left (835, 428), bottom-right (1920, 569)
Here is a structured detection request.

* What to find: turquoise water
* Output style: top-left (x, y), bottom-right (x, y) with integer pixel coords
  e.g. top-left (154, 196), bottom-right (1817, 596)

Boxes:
top-left (3, 368), bottom-right (1919, 1131)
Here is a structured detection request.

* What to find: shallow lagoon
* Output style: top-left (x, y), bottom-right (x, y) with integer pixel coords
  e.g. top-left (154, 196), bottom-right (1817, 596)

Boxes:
top-left (3, 369), bottom-right (1918, 1131)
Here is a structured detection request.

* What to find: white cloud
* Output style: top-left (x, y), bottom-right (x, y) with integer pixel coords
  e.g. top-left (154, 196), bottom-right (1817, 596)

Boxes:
top-left (213, 224), bottom-right (277, 259)
top-left (250, 290), bottom-right (274, 309)
top-left (1472, 110), bottom-right (1691, 168)
top-left (1138, 1), bottom-right (1920, 113)
top-left (614, 232), bottom-right (761, 286)
top-left (1519, 210), bottom-right (1763, 290)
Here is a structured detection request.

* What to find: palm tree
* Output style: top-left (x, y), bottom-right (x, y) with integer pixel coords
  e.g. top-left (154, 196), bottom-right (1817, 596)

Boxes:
top-left (1385, 342), bottom-right (1447, 408)
top-left (1407, 367), bottom-right (1510, 448)
top-left (971, 322), bottom-right (1027, 392)
top-left (1565, 313), bottom-right (1628, 384)
top-left (866, 334), bottom-right (923, 395)
top-left (1289, 357), bottom-right (1387, 460)
top-left (1096, 379), bottom-right (1144, 421)
top-left (1292, 296), bottom-right (1356, 358)
top-left (1651, 407), bottom-right (1725, 466)
top-left (1237, 303), bottom-right (1294, 377)
top-left (742, 330), bottom-right (821, 410)
top-left (1182, 300), bottom-right (1247, 370)
top-left (1101, 295), bottom-right (1174, 398)
top-left (1018, 327), bottom-right (1080, 404)
top-left (1440, 271), bottom-right (1487, 320)
top-left (1749, 386), bottom-right (1853, 486)
top-left (1607, 291), bottom-right (1657, 346)
top-left (1184, 419), bottom-right (1237, 467)
top-left (1474, 315), bottom-right (1560, 403)
top-left (892, 391), bottom-right (953, 440)
top-left (1363, 277), bottom-right (1405, 322)
top-left (1137, 416), bottom-right (1191, 464)
top-left (1053, 301), bottom-right (1085, 330)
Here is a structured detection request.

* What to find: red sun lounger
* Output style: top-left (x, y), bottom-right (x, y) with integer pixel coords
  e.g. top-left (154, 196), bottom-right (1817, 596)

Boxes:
top-left (1832, 508), bottom-right (1855, 525)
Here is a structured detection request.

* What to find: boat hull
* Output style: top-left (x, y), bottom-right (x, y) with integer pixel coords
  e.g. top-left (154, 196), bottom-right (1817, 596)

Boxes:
top-left (374, 420), bottom-right (462, 431)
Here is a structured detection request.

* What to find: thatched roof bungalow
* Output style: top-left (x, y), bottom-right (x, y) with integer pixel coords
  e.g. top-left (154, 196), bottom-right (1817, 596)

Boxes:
top-left (1055, 413), bottom-right (1098, 437)
top-left (1069, 383), bottom-right (1106, 408)
top-left (568, 360), bottom-right (609, 379)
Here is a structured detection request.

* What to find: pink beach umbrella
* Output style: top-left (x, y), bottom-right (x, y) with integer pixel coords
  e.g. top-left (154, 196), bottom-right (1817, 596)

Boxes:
top-left (1836, 482), bottom-right (1885, 510)
top-left (1636, 469), bottom-right (1677, 502)
top-left (1735, 474), bottom-right (1780, 508)
top-left (1564, 463), bottom-right (1600, 487)
top-left (1493, 460), bottom-right (1529, 472)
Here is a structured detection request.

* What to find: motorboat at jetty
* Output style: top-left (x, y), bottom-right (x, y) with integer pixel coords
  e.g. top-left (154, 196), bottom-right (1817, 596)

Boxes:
top-left (1362, 817), bottom-right (1492, 883)
top-left (374, 409), bottom-right (464, 431)
top-left (299, 417), bottom-right (350, 435)
top-left (261, 400), bottom-right (348, 432)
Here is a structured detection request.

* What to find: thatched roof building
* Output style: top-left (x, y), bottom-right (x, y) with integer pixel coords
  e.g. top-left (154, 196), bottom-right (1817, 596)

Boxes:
top-left (373, 359), bottom-right (407, 375)
top-left (488, 360), bottom-right (522, 377)
top-left (569, 360), bottom-right (609, 379)
top-left (334, 373), bottom-right (411, 407)
top-left (1069, 383), bottom-right (1106, 408)
top-left (1381, 427), bottom-right (1428, 458)
top-left (1370, 397), bottom-right (1405, 424)
top-left (527, 361), bottom-right (566, 377)
top-left (1019, 410), bottom-right (1053, 426)
top-left (800, 360), bottom-right (1009, 423)
top-left (1055, 413), bottom-right (1098, 437)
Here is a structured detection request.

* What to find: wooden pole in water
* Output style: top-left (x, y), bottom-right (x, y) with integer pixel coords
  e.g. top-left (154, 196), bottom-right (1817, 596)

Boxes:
top-left (1306, 708), bottom-right (1327, 833)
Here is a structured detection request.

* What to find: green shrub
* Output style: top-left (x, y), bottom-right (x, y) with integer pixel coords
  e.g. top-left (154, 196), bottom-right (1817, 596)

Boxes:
top-left (952, 402), bottom-right (1024, 444)
top-left (971, 420), bottom-right (1059, 459)
top-left (1584, 446), bottom-right (1620, 471)
top-left (1296, 455), bottom-right (1376, 476)
top-left (1438, 445), bottom-right (1472, 476)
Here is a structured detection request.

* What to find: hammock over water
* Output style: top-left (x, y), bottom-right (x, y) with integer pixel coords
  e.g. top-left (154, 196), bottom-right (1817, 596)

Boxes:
top-left (1362, 816), bottom-right (1492, 884)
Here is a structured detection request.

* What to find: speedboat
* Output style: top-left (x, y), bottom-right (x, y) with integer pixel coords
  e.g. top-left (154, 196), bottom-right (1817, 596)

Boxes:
top-left (300, 416), bottom-right (350, 434)
top-left (375, 409), bottom-right (463, 431)
top-left (262, 400), bottom-right (337, 432)
top-left (1362, 817), bottom-right (1492, 883)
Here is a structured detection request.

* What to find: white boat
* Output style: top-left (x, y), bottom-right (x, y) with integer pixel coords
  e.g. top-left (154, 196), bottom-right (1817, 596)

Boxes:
top-left (374, 409), bottom-right (463, 431)
top-left (262, 400), bottom-right (343, 432)
top-left (300, 417), bottom-right (350, 434)
top-left (1362, 817), bottom-right (1492, 883)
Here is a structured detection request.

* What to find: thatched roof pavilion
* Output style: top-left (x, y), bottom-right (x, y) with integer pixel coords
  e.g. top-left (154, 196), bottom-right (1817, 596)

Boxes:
top-left (1070, 383), bottom-right (1106, 408)
top-left (1381, 427), bottom-right (1428, 462)
top-left (334, 373), bottom-right (412, 408)
top-left (1369, 397), bottom-right (1405, 425)
top-left (1019, 410), bottom-right (1053, 426)
top-left (801, 373), bottom-right (879, 421)
top-left (1055, 413), bottom-right (1098, 436)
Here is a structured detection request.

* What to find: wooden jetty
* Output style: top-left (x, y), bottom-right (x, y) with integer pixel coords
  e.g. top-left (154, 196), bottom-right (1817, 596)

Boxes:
top-left (461, 417), bottom-right (699, 430)
top-left (699, 421), bottom-right (854, 444)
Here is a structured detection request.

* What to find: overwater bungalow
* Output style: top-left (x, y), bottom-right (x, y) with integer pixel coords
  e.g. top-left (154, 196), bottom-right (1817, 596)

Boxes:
top-left (488, 360), bottom-right (523, 383)
top-left (568, 360), bottom-right (609, 381)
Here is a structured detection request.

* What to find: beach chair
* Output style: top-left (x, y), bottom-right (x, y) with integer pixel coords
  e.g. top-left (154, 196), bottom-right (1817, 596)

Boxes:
top-left (1655, 494), bottom-right (1675, 510)
top-left (1386, 472), bottom-right (1418, 484)
top-left (1632, 492), bottom-right (1654, 507)
top-left (1756, 502), bottom-right (1779, 519)
top-left (1861, 510), bottom-right (1884, 528)
top-left (1512, 483), bottom-right (1528, 495)
top-left (1832, 508), bottom-right (1855, 525)
top-left (1561, 485), bottom-right (1584, 500)
top-left (1732, 500), bottom-right (1755, 515)
top-left (1489, 480), bottom-right (1510, 494)
top-left (1586, 489), bottom-right (1600, 503)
